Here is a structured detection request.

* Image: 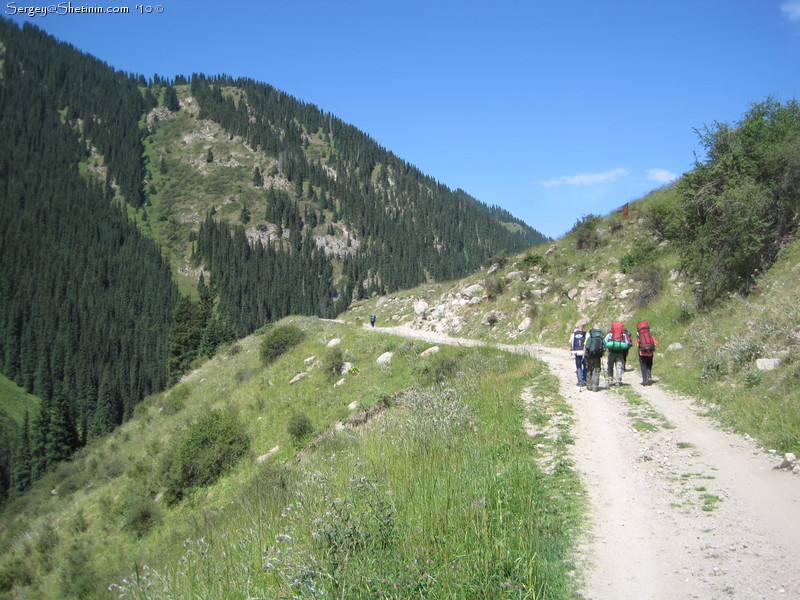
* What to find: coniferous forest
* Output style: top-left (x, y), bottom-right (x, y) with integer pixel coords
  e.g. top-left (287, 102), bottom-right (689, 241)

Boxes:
top-left (0, 18), bottom-right (548, 509)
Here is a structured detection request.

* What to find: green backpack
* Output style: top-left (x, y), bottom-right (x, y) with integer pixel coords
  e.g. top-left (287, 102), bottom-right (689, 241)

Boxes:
top-left (585, 329), bottom-right (605, 357)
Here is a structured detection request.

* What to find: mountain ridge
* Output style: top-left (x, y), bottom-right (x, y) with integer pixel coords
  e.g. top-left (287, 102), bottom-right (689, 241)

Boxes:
top-left (0, 15), bottom-right (548, 501)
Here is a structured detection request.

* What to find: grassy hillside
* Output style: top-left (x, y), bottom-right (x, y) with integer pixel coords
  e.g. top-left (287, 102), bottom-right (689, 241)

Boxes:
top-left (345, 182), bottom-right (800, 456)
top-left (0, 376), bottom-right (38, 447)
top-left (2, 177), bottom-right (798, 598)
top-left (0, 318), bottom-right (581, 599)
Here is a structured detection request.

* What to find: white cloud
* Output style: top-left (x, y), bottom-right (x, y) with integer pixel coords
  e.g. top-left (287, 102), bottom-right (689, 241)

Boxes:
top-left (781, 0), bottom-right (800, 21)
top-left (539, 168), bottom-right (629, 187)
top-left (646, 168), bottom-right (678, 183)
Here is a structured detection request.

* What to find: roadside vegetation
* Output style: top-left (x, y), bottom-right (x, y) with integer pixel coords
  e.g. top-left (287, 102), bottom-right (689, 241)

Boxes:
top-left (0, 318), bottom-right (582, 599)
top-left (347, 98), bottom-right (800, 457)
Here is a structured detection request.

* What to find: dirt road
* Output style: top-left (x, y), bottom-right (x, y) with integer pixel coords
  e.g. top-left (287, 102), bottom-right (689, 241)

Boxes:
top-left (370, 325), bottom-right (800, 599)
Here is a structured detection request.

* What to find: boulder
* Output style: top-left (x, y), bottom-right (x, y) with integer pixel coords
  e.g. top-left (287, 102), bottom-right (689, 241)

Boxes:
top-left (413, 299), bottom-right (429, 314)
top-left (327, 338), bottom-right (341, 347)
top-left (668, 342), bottom-right (683, 352)
top-left (567, 288), bottom-right (579, 300)
top-left (256, 445), bottom-right (280, 463)
top-left (289, 371), bottom-right (307, 384)
top-left (505, 271), bottom-right (524, 280)
top-left (462, 284), bottom-right (485, 298)
top-left (756, 358), bottom-right (782, 371)
top-left (517, 317), bottom-right (532, 332)
top-left (376, 352), bottom-right (393, 365)
top-left (420, 346), bottom-right (440, 358)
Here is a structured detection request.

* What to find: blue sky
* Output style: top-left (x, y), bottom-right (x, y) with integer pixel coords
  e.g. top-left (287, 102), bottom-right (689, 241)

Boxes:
top-left (5, 0), bottom-right (800, 238)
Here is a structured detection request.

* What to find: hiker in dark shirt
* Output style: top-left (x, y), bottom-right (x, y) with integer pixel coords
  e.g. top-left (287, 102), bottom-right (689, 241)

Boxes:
top-left (583, 326), bottom-right (606, 391)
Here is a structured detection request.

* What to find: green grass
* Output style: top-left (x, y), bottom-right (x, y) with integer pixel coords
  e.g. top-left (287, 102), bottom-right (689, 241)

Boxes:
top-left (0, 374), bottom-right (39, 426)
top-left (0, 318), bottom-right (583, 600)
top-left (0, 375), bottom-right (39, 446)
top-left (615, 385), bottom-right (672, 433)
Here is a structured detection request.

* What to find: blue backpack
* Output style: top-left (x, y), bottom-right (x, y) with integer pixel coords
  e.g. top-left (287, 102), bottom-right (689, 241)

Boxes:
top-left (572, 330), bottom-right (586, 352)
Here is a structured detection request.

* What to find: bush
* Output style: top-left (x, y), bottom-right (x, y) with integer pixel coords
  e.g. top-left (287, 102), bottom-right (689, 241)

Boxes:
top-left (160, 408), bottom-right (250, 505)
top-left (572, 214), bottom-right (602, 250)
top-left (484, 276), bottom-right (504, 300)
top-left (120, 481), bottom-right (160, 538)
top-left (620, 241), bottom-right (660, 273)
top-left (630, 264), bottom-right (665, 309)
top-left (287, 412), bottom-right (313, 445)
top-left (673, 99), bottom-right (800, 306)
top-left (516, 253), bottom-right (543, 269)
top-left (259, 324), bottom-right (305, 366)
top-left (417, 353), bottom-right (460, 385)
top-left (321, 347), bottom-right (345, 380)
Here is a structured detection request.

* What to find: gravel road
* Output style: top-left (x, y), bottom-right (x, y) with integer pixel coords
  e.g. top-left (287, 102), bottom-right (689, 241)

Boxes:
top-left (369, 325), bottom-right (800, 600)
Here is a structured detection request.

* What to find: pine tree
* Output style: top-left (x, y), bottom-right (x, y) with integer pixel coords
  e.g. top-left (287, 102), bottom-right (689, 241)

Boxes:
top-left (163, 85), bottom-right (180, 111)
top-left (9, 412), bottom-right (32, 497)
top-left (168, 296), bottom-right (208, 384)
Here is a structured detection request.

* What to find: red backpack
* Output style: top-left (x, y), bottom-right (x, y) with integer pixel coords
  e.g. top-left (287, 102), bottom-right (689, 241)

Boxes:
top-left (607, 321), bottom-right (628, 350)
top-left (637, 321), bottom-right (655, 353)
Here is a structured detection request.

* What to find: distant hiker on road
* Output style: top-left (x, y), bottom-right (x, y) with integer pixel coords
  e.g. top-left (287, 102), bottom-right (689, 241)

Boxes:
top-left (605, 321), bottom-right (631, 387)
top-left (584, 326), bottom-right (606, 391)
top-left (569, 324), bottom-right (587, 389)
top-left (636, 320), bottom-right (658, 385)
top-left (370, 314), bottom-right (376, 327)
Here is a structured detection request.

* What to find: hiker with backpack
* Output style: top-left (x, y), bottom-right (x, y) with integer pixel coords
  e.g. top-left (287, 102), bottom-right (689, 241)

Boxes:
top-left (583, 326), bottom-right (606, 391)
top-left (604, 321), bottom-right (631, 387)
top-left (569, 324), bottom-right (587, 388)
top-left (636, 321), bottom-right (658, 385)
top-left (621, 327), bottom-right (632, 371)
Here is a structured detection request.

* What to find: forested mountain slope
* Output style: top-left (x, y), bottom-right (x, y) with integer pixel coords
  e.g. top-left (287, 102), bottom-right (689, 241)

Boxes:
top-left (0, 18), bottom-right (546, 509)
top-left (0, 29), bottom-right (798, 595)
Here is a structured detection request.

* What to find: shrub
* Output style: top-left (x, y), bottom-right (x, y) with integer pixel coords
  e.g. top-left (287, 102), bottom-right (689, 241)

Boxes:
top-left (259, 324), bottom-right (305, 366)
top-left (321, 347), bottom-right (345, 380)
top-left (160, 408), bottom-right (250, 505)
top-left (516, 253), bottom-right (543, 269)
top-left (645, 199), bottom-right (680, 240)
top-left (287, 411), bottom-right (313, 445)
top-left (630, 264), bottom-right (665, 309)
top-left (120, 481), bottom-right (160, 538)
top-left (673, 99), bottom-right (800, 306)
top-left (484, 276), bottom-right (504, 300)
top-left (162, 384), bottom-right (189, 415)
top-left (620, 241), bottom-right (660, 273)
top-left (427, 354), bottom-right (459, 384)
top-left (572, 214), bottom-right (602, 250)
